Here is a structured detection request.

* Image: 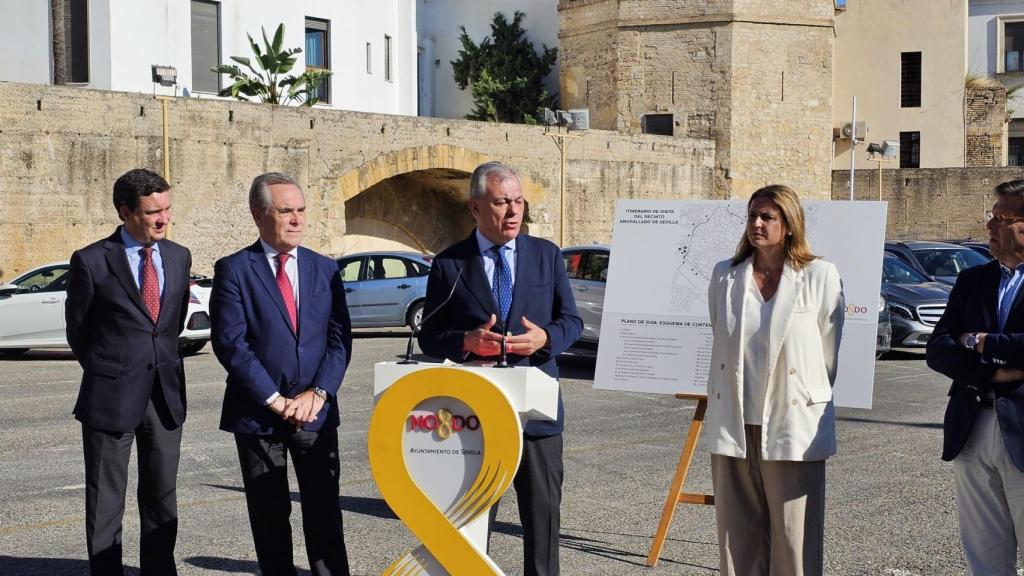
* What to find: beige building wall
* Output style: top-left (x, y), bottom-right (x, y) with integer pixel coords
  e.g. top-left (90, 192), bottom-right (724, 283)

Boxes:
top-left (833, 0), bottom-right (968, 171)
top-left (0, 81), bottom-right (715, 278)
top-left (560, 0), bottom-right (835, 198)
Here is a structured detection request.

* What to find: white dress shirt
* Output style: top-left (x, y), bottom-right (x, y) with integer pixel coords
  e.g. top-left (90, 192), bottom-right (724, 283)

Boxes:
top-left (741, 282), bottom-right (774, 426)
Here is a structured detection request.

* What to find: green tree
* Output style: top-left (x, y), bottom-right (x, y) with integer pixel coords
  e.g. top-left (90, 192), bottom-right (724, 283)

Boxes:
top-left (212, 23), bottom-right (331, 106)
top-left (452, 11), bottom-right (558, 124)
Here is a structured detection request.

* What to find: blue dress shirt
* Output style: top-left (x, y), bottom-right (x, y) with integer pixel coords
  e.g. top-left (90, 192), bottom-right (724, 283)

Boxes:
top-left (120, 227), bottom-right (164, 296)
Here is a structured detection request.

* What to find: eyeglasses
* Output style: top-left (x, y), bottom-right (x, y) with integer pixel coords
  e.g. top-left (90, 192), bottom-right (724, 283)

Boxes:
top-left (984, 210), bottom-right (1024, 225)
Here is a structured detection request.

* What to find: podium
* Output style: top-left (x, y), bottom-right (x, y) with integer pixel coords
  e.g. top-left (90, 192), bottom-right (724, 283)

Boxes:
top-left (369, 361), bottom-right (559, 576)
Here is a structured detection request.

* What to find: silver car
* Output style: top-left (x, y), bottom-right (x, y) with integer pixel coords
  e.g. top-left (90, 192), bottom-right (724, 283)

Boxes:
top-left (880, 254), bottom-right (952, 347)
top-left (336, 251), bottom-right (432, 331)
top-left (562, 245), bottom-right (610, 353)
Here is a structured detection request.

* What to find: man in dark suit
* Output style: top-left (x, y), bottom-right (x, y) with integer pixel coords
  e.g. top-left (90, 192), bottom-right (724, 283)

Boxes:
top-left (66, 168), bottom-right (193, 575)
top-left (210, 172), bottom-right (352, 576)
top-left (418, 161), bottom-right (582, 576)
top-left (927, 178), bottom-right (1024, 574)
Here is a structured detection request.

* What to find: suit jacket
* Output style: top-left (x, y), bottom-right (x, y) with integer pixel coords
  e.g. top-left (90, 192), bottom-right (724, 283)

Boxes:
top-left (417, 232), bottom-right (582, 437)
top-left (926, 260), bottom-right (1024, 472)
top-left (211, 241), bottom-right (352, 435)
top-left (66, 227), bottom-right (192, 432)
top-left (706, 257), bottom-right (845, 461)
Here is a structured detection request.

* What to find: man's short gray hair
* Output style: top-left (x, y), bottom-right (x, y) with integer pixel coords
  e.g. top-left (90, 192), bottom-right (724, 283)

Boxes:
top-left (469, 161), bottom-right (521, 199)
top-left (249, 172), bottom-right (303, 212)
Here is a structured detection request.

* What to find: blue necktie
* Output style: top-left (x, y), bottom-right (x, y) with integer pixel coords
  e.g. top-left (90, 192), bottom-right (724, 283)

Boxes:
top-left (492, 245), bottom-right (513, 325)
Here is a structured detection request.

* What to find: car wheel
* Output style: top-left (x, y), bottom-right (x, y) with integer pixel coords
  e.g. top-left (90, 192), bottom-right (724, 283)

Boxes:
top-left (179, 340), bottom-right (207, 356)
top-left (0, 348), bottom-right (29, 357)
top-left (407, 301), bottom-right (425, 332)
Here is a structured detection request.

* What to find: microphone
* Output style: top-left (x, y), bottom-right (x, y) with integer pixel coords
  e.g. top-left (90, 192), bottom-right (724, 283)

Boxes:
top-left (399, 263), bottom-right (465, 364)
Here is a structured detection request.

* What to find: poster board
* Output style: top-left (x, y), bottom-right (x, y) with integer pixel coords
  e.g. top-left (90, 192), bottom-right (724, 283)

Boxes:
top-left (593, 200), bottom-right (887, 409)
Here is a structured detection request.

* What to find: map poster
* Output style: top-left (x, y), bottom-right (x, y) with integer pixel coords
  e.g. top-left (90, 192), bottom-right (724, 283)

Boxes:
top-left (593, 199), bottom-right (887, 409)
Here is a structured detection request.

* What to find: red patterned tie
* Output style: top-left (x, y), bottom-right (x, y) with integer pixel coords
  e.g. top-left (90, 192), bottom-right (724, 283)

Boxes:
top-left (276, 253), bottom-right (298, 332)
top-left (140, 247), bottom-right (161, 323)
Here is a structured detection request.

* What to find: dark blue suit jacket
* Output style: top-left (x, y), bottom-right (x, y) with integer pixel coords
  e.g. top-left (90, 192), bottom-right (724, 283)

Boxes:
top-left (927, 260), bottom-right (1024, 472)
top-left (417, 232), bottom-right (582, 437)
top-left (211, 242), bottom-right (352, 435)
top-left (66, 228), bottom-right (192, 432)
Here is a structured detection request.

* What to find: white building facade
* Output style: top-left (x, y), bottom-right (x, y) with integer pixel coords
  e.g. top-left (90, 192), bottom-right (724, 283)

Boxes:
top-left (0, 0), bottom-right (418, 116)
top-left (969, 0), bottom-right (1024, 164)
top-left (415, 0), bottom-right (558, 119)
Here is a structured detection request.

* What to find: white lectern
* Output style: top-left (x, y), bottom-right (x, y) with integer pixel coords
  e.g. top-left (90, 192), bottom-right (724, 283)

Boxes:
top-left (368, 361), bottom-right (559, 576)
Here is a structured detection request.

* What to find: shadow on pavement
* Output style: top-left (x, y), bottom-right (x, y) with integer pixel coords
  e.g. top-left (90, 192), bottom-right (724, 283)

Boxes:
top-left (837, 416), bottom-right (943, 429)
top-left (185, 556), bottom-right (312, 575)
top-left (557, 355), bottom-right (596, 381)
top-left (0, 349), bottom-right (78, 361)
top-left (878, 348), bottom-right (926, 361)
top-left (0, 556), bottom-right (92, 575)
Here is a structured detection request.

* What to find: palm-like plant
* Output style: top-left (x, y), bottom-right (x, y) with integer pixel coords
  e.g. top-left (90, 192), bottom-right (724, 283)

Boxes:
top-left (211, 23), bottom-right (332, 106)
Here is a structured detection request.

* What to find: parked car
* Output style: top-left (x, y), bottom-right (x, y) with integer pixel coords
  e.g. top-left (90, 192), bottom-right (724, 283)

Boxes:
top-left (880, 254), bottom-right (952, 348)
top-left (561, 244), bottom-right (610, 353)
top-left (336, 251), bottom-right (432, 331)
top-left (0, 261), bottom-right (211, 356)
top-left (944, 239), bottom-right (993, 261)
top-left (877, 293), bottom-right (892, 359)
top-left (884, 240), bottom-right (990, 285)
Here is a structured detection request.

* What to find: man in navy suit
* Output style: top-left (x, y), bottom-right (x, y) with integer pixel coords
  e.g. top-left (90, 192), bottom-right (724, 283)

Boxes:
top-left (66, 168), bottom-right (193, 575)
top-left (210, 172), bottom-right (352, 576)
top-left (418, 161), bottom-right (582, 576)
top-left (927, 178), bottom-right (1024, 574)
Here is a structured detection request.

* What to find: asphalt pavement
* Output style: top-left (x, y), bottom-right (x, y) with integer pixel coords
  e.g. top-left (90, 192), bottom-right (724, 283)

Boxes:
top-left (0, 336), bottom-right (999, 575)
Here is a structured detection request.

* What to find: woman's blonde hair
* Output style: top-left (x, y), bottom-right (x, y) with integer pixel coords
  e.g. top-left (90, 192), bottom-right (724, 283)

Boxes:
top-left (731, 184), bottom-right (818, 269)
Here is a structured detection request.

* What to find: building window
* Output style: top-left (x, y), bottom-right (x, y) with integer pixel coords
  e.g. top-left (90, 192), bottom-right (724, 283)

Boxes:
top-left (1007, 22), bottom-right (1024, 72)
top-left (384, 35), bottom-right (392, 81)
top-left (366, 42), bottom-right (372, 74)
top-left (190, 0), bottom-right (220, 93)
top-left (1009, 120), bottom-right (1024, 166)
top-left (901, 52), bottom-right (921, 108)
top-left (305, 18), bottom-right (330, 103)
top-left (641, 113), bottom-right (674, 136)
top-left (899, 131), bottom-right (920, 168)
top-left (64, 0), bottom-right (89, 83)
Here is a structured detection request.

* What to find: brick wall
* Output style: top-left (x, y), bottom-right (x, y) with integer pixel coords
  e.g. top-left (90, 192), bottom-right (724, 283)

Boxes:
top-left (964, 84), bottom-right (1007, 168)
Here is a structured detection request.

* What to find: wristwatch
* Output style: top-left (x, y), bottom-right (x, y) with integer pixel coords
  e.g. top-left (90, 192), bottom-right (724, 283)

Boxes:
top-left (964, 332), bottom-right (980, 352)
top-left (311, 386), bottom-right (329, 401)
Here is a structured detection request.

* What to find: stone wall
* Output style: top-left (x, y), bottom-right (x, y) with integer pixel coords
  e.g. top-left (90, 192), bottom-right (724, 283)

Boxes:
top-left (832, 167), bottom-right (1024, 240)
top-left (559, 0), bottom-right (834, 198)
top-left (964, 84), bottom-right (1008, 167)
top-left (0, 81), bottom-right (714, 278)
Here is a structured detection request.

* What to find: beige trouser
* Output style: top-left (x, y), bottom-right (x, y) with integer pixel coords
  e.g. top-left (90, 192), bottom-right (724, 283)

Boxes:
top-left (711, 425), bottom-right (826, 576)
top-left (952, 408), bottom-right (1024, 576)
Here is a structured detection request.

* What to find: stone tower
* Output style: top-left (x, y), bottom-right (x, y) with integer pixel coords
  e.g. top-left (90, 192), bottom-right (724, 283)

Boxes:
top-left (558, 0), bottom-right (835, 198)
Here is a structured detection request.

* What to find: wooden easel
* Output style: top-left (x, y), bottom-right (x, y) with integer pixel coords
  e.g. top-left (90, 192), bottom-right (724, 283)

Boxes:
top-left (645, 393), bottom-right (715, 567)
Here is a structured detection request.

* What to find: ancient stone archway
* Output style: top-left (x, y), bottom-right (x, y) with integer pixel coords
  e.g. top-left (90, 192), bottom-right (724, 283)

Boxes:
top-left (333, 145), bottom-right (545, 255)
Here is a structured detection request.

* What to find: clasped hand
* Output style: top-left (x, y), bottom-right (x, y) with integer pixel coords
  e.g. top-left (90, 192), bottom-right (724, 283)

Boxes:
top-left (462, 314), bottom-right (549, 357)
top-left (268, 389), bottom-right (325, 428)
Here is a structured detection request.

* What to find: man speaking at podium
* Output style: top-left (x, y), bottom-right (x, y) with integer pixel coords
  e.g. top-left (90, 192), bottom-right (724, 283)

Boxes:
top-left (418, 161), bottom-right (582, 576)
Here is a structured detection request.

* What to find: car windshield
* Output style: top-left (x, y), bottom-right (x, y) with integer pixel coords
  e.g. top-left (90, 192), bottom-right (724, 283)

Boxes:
top-left (912, 247), bottom-right (988, 277)
top-left (882, 257), bottom-right (929, 284)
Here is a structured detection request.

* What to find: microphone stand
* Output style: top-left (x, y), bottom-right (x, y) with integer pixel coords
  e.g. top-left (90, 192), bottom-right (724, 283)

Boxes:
top-left (399, 264), bottom-right (465, 364)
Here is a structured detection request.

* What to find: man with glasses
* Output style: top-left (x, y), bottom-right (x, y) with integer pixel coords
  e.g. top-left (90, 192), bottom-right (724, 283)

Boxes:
top-left (927, 179), bottom-right (1024, 574)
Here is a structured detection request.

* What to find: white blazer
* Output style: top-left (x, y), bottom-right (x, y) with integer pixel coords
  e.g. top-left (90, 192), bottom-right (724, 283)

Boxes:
top-left (706, 257), bottom-right (844, 461)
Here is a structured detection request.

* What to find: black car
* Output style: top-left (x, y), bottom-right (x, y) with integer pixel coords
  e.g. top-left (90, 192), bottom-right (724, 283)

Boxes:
top-left (880, 255), bottom-right (952, 348)
top-left (884, 240), bottom-right (990, 286)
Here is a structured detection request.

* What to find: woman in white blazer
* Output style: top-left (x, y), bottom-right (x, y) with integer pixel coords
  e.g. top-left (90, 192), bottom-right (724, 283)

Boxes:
top-left (706, 185), bottom-right (844, 576)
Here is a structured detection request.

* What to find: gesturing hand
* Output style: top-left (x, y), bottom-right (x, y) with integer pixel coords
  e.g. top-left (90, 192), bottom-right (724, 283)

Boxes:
top-left (463, 314), bottom-right (503, 357)
top-left (505, 316), bottom-right (549, 356)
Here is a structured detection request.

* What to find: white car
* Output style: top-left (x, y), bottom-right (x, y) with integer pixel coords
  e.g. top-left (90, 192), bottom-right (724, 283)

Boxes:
top-left (0, 261), bottom-right (211, 356)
